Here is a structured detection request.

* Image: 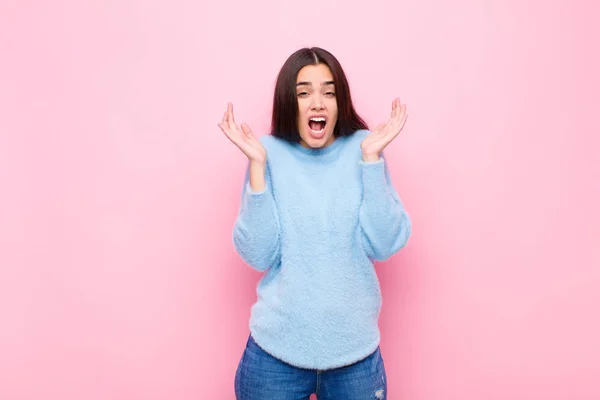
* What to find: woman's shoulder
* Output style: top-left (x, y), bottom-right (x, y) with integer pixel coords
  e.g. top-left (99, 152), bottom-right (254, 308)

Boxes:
top-left (349, 129), bottom-right (371, 141)
top-left (340, 129), bottom-right (371, 152)
top-left (258, 133), bottom-right (281, 146)
top-left (259, 134), bottom-right (292, 154)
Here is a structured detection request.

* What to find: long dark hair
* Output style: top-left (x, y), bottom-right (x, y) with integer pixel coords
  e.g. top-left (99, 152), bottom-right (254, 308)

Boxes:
top-left (270, 47), bottom-right (368, 141)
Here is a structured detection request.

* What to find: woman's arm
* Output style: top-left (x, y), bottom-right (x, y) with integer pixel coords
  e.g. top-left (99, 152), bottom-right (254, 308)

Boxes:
top-left (232, 161), bottom-right (281, 271)
top-left (218, 102), bottom-right (279, 271)
top-left (359, 156), bottom-right (411, 261)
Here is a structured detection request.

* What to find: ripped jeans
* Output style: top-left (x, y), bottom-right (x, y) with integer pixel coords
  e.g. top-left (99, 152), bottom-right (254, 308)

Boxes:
top-left (234, 334), bottom-right (387, 400)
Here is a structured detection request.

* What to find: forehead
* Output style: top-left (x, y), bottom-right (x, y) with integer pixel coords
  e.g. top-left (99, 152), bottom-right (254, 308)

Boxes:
top-left (296, 63), bottom-right (334, 84)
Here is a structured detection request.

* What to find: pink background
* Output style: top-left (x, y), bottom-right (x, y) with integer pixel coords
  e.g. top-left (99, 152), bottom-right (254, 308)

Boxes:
top-left (1, 0), bottom-right (599, 399)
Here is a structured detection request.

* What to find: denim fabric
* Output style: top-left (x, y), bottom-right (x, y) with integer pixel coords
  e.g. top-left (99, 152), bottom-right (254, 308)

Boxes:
top-left (235, 334), bottom-right (387, 400)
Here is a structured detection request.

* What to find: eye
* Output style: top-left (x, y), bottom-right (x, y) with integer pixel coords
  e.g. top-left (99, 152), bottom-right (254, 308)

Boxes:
top-left (325, 92), bottom-right (336, 97)
top-left (297, 92), bottom-right (309, 98)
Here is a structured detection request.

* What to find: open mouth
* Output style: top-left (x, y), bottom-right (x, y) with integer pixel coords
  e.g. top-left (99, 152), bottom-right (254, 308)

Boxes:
top-left (308, 116), bottom-right (327, 138)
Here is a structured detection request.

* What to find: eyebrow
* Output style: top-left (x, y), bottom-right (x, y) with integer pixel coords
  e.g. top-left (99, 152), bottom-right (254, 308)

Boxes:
top-left (296, 80), bottom-right (335, 87)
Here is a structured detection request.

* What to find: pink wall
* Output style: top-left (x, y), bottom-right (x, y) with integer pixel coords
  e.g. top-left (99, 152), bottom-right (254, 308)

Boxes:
top-left (1, 0), bottom-right (598, 398)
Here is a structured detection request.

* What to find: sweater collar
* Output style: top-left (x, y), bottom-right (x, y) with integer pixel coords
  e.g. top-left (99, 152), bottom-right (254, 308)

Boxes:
top-left (292, 135), bottom-right (345, 156)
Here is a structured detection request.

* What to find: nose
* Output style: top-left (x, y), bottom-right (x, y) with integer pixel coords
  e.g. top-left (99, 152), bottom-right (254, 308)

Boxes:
top-left (310, 93), bottom-right (325, 110)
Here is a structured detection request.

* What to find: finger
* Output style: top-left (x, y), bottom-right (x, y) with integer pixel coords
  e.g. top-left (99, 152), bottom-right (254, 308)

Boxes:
top-left (391, 102), bottom-right (404, 124)
top-left (217, 123), bottom-right (232, 139)
top-left (222, 111), bottom-right (229, 129)
top-left (373, 123), bottom-right (386, 135)
top-left (241, 123), bottom-right (255, 139)
top-left (218, 122), bottom-right (232, 136)
top-left (391, 109), bottom-right (409, 138)
top-left (383, 115), bottom-right (395, 132)
top-left (381, 113), bottom-right (401, 139)
top-left (397, 102), bottom-right (406, 115)
top-left (396, 104), bottom-right (407, 125)
top-left (399, 110), bottom-right (409, 129)
top-left (219, 123), bottom-right (244, 148)
top-left (391, 98), bottom-right (399, 118)
top-left (227, 102), bottom-right (236, 130)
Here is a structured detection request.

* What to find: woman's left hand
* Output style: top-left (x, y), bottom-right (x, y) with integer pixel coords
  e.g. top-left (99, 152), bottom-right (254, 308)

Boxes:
top-left (361, 98), bottom-right (408, 162)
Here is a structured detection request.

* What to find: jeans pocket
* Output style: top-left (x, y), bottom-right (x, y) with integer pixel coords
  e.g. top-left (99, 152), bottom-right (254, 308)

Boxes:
top-left (244, 335), bottom-right (264, 356)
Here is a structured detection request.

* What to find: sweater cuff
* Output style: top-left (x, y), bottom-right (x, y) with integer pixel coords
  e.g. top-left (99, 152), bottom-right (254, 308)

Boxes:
top-left (359, 158), bottom-right (388, 191)
top-left (246, 181), bottom-right (269, 196)
top-left (358, 158), bottom-right (384, 166)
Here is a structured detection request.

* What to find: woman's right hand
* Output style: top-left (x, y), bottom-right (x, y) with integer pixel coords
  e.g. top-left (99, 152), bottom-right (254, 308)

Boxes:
top-left (218, 102), bottom-right (266, 166)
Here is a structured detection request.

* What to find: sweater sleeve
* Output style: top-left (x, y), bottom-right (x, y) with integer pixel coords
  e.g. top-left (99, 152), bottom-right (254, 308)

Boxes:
top-left (359, 155), bottom-right (412, 261)
top-left (232, 163), bottom-right (281, 272)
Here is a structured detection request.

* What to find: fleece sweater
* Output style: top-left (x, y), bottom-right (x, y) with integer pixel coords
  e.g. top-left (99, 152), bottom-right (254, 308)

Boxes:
top-left (232, 129), bottom-right (411, 370)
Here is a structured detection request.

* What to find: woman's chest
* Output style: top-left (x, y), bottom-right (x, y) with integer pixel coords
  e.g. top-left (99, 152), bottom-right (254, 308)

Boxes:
top-left (270, 158), bottom-right (363, 234)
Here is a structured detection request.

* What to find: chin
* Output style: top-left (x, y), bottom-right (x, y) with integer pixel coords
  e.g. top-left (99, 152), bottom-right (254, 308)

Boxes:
top-left (300, 130), bottom-right (335, 148)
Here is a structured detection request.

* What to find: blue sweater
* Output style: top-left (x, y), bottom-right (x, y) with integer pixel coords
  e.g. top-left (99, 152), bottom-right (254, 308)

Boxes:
top-left (233, 129), bottom-right (411, 370)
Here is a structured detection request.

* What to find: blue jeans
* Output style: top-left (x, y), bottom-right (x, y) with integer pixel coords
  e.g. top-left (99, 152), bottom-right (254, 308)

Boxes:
top-left (234, 334), bottom-right (387, 399)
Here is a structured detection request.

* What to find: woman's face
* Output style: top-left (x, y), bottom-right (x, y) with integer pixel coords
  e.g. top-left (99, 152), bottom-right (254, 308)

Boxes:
top-left (295, 63), bottom-right (338, 149)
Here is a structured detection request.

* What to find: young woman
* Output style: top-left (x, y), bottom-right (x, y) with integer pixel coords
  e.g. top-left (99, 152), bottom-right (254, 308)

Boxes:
top-left (219, 47), bottom-right (411, 400)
